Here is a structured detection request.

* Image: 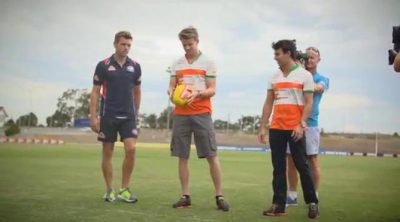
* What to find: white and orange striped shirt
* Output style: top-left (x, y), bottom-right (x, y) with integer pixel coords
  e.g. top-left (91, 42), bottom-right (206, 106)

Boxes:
top-left (168, 52), bottom-right (217, 115)
top-left (268, 65), bottom-right (314, 130)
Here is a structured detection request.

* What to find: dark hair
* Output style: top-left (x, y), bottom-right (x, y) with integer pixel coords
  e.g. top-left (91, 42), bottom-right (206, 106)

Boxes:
top-left (114, 31), bottom-right (132, 44)
top-left (272, 40), bottom-right (297, 60)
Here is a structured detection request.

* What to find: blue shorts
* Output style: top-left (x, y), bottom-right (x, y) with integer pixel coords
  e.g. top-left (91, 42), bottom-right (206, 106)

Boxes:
top-left (98, 117), bottom-right (138, 143)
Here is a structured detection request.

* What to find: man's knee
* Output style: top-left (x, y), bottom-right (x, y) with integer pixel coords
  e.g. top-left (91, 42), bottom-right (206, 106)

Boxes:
top-left (206, 156), bottom-right (219, 165)
top-left (308, 155), bottom-right (320, 170)
top-left (102, 143), bottom-right (114, 158)
top-left (126, 147), bottom-right (136, 155)
top-left (308, 155), bottom-right (318, 164)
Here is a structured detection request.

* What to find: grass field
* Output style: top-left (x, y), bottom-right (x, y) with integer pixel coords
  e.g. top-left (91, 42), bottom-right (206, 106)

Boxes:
top-left (0, 143), bottom-right (399, 222)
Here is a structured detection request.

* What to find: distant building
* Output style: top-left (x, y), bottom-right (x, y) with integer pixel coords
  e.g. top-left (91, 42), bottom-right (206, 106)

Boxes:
top-left (0, 107), bottom-right (8, 127)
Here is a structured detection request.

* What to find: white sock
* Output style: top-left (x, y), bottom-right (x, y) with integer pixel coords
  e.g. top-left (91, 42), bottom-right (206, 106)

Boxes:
top-left (316, 191), bottom-right (319, 198)
top-left (288, 191), bottom-right (297, 199)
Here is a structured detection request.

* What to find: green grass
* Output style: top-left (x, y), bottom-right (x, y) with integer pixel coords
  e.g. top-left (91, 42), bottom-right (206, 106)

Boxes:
top-left (0, 143), bottom-right (399, 222)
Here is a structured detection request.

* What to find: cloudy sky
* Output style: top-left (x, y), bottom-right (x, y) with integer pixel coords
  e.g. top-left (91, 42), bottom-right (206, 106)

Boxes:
top-left (0, 0), bottom-right (399, 133)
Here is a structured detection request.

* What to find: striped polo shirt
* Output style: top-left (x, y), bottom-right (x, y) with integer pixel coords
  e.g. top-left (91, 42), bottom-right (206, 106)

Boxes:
top-left (267, 64), bottom-right (314, 130)
top-left (167, 52), bottom-right (217, 115)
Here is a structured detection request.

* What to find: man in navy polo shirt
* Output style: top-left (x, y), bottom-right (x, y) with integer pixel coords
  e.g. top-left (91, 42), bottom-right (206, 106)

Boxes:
top-left (89, 31), bottom-right (141, 203)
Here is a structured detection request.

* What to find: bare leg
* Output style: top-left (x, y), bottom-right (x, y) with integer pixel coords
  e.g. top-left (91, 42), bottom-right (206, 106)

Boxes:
top-left (121, 138), bottom-right (136, 189)
top-left (179, 157), bottom-right (190, 195)
top-left (207, 156), bottom-right (223, 196)
top-left (308, 155), bottom-right (320, 192)
top-left (102, 142), bottom-right (114, 189)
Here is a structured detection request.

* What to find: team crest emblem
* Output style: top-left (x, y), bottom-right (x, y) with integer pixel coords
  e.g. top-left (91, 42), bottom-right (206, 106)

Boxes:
top-left (127, 65), bottom-right (135, 72)
top-left (98, 132), bottom-right (105, 139)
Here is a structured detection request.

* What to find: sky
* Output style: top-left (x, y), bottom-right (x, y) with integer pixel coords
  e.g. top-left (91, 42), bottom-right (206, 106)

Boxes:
top-left (0, 0), bottom-right (399, 133)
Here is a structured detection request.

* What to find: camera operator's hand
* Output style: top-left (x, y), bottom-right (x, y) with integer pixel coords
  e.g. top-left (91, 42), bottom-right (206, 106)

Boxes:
top-left (394, 52), bottom-right (400, 72)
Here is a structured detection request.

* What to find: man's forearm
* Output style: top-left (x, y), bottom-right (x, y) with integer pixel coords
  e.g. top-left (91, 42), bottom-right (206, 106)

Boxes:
top-left (198, 88), bottom-right (215, 98)
top-left (261, 106), bottom-right (272, 129)
top-left (301, 102), bottom-right (313, 123)
top-left (134, 95), bottom-right (141, 114)
top-left (89, 92), bottom-right (99, 118)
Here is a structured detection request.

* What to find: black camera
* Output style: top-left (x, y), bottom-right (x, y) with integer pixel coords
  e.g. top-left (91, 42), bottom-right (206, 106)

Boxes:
top-left (296, 50), bottom-right (309, 63)
top-left (388, 25), bottom-right (400, 65)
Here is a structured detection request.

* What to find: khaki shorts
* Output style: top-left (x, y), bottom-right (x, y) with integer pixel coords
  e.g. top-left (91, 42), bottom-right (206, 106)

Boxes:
top-left (286, 127), bottom-right (320, 155)
top-left (170, 113), bottom-right (217, 159)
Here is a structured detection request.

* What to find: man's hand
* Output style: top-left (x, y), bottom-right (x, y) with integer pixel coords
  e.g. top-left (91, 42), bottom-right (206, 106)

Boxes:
top-left (187, 90), bottom-right (200, 104)
top-left (258, 127), bottom-right (268, 144)
top-left (90, 117), bottom-right (100, 133)
top-left (314, 83), bottom-right (325, 93)
top-left (291, 125), bottom-right (305, 141)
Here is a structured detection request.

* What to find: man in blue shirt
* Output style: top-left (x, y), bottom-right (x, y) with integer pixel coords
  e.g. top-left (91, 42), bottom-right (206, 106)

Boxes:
top-left (89, 31), bottom-right (141, 203)
top-left (286, 47), bottom-right (329, 206)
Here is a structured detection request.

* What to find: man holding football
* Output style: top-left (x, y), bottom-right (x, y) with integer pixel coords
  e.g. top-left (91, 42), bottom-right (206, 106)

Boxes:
top-left (167, 26), bottom-right (230, 211)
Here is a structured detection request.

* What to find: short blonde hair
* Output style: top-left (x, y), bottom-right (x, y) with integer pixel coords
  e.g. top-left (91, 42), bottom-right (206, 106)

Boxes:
top-left (178, 26), bottom-right (199, 41)
top-left (114, 31), bottom-right (132, 44)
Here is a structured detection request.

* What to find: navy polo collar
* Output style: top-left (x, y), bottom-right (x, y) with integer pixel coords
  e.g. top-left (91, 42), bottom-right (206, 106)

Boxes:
top-left (110, 54), bottom-right (132, 68)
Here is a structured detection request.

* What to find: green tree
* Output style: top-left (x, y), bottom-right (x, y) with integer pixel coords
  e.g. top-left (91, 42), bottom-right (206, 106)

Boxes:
top-left (46, 111), bottom-right (71, 127)
top-left (74, 91), bottom-right (90, 118)
top-left (238, 115), bottom-right (260, 133)
top-left (16, 112), bottom-right (38, 127)
top-left (144, 114), bottom-right (157, 129)
top-left (214, 119), bottom-right (228, 130)
top-left (56, 89), bottom-right (90, 118)
top-left (4, 119), bottom-right (15, 128)
top-left (157, 107), bottom-right (173, 129)
top-left (4, 118), bottom-right (20, 136)
top-left (47, 89), bottom-right (90, 127)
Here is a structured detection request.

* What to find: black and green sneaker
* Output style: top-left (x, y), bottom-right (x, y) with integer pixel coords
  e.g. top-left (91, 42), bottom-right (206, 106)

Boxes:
top-left (216, 195), bottom-right (230, 211)
top-left (117, 187), bottom-right (138, 203)
top-left (308, 203), bottom-right (320, 219)
top-left (172, 195), bottom-right (192, 209)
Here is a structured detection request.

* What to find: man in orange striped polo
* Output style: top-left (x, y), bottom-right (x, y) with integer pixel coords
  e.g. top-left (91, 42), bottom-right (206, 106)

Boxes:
top-left (258, 40), bottom-right (319, 219)
top-left (167, 26), bottom-right (229, 211)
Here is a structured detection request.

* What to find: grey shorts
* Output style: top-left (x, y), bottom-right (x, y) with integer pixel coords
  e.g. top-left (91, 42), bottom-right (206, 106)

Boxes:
top-left (170, 113), bottom-right (217, 159)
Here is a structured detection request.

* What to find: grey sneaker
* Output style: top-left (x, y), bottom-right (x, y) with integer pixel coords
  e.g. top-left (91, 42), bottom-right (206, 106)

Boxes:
top-left (216, 196), bottom-right (230, 211)
top-left (308, 203), bottom-right (320, 219)
top-left (172, 195), bottom-right (192, 209)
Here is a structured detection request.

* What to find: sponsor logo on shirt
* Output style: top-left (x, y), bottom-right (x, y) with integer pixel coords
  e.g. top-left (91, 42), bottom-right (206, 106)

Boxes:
top-left (108, 65), bottom-right (116, 71)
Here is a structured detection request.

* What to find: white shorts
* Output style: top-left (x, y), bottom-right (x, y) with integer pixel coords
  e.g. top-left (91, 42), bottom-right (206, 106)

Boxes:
top-left (286, 127), bottom-right (320, 155)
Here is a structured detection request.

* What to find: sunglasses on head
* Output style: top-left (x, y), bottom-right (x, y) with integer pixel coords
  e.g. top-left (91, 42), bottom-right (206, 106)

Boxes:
top-left (306, 47), bottom-right (320, 55)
